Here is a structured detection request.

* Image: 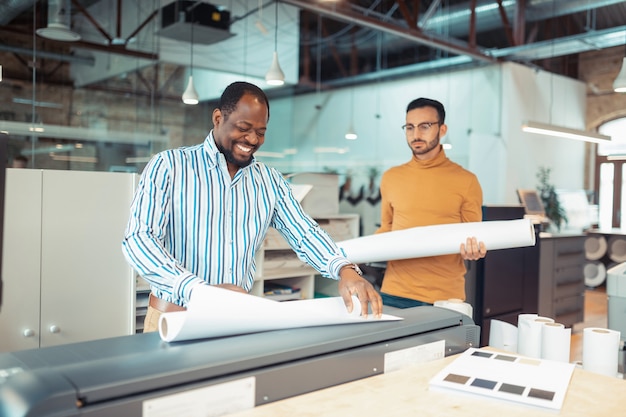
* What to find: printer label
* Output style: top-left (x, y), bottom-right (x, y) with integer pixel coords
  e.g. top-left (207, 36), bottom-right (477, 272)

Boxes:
top-left (384, 340), bottom-right (445, 373)
top-left (142, 376), bottom-right (255, 417)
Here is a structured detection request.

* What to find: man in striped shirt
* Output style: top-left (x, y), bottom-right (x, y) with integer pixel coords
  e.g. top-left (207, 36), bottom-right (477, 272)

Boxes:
top-left (122, 81), bottom-right (382, 332)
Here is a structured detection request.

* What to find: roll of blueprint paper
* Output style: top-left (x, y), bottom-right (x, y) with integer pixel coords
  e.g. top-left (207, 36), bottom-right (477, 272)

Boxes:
top-left (336, 218), bottom-right (535, 264)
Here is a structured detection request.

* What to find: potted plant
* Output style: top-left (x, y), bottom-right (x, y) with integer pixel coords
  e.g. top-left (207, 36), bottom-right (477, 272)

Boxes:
top-left (537, 167), bottom-right (568, 232)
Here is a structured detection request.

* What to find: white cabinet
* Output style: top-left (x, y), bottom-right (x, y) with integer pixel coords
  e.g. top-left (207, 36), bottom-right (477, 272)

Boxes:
top-left (251, 214), bottom-right (359, 300)
top-left (0, 169), bottom-right (137, 352)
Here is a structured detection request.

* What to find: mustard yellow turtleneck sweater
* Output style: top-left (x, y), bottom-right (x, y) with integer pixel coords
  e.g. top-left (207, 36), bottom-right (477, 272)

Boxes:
top-left (376, 147), bottom-right (483, 303)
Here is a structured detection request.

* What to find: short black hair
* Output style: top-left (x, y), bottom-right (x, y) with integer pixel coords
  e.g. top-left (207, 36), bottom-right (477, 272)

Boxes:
top-left (218, 81), bottom-right (270, 120)
top-left (406, 97), bottom-right (445, 124)
top-left (14, 155), bottom-right (28, 162)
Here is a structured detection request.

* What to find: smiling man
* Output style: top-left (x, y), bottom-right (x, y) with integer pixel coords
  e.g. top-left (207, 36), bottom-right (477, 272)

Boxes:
top-left (122, 81), bottom-right (382, 332)
top-left (375, 97), bottom-right (487, 309)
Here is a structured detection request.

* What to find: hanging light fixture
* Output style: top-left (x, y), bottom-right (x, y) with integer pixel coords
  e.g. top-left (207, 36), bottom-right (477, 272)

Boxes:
top-left (36, 0), bottom-right (81, 42)
top-left (614, 60), bottom-right (626, 92)
top-left (521, 121), bottom-right (611, 144)
top-left (614, 35), bottom-right (626, 92)
top-left (265, 1), bottom-right (285, 86)
top-left (182, 7), bottom-right (199, 105)
top-left (345, 88), bottom-right (357, 140)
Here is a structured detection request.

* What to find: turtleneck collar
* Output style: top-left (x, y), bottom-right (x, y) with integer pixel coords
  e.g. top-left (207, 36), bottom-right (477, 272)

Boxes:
top-left (409, 145), bottom-right (448, 168)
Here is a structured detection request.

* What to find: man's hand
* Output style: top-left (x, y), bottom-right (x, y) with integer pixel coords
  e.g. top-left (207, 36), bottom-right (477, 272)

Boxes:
top-left (460, 236), bottom-right (487, 260)
top-left (338, 265), bottom-right (383, 319)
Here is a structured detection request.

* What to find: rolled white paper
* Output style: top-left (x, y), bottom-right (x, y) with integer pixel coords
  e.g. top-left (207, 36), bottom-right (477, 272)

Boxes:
top-left (336, 218), bottom-right (536, 264)
top-left (158, 285), bottom-right (403, 342)
top-left (434, 298), bottom-right (473, 319)
top-left (541, 322), bottom-right (571, 362)
top-left (582, 327), bottom-right (621, 377)
top-left (517, 314), bottom-right (554, 358)
top-left (488, 319), bottom-right (518, 353)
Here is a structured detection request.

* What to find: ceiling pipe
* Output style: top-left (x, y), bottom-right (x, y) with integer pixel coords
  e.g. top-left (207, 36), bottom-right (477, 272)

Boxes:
top-left (281, 0), bottom-right (497, 64)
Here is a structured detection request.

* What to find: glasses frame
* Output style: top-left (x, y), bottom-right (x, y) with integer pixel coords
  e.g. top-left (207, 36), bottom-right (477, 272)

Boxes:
top-left (401, 121), bottom-right (441, 134)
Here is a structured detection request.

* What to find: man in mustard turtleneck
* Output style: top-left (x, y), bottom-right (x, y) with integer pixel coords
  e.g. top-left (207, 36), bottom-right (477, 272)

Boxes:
top-left (376, 97), bottom-right (487, 309)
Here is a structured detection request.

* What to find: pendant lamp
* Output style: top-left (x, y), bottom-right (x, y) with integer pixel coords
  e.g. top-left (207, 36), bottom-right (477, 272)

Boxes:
top-left (182, 9), bottom-right (199, 105)
top-left (265, 2), bottom-right (285, 86)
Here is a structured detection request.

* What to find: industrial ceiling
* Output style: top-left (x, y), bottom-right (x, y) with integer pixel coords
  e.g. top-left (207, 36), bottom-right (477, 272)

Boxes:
top-left (0, 0), bottom-right (625, 100)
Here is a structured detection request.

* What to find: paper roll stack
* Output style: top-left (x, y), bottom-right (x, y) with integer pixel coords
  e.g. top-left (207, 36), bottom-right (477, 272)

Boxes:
top-left (433, 299), bottom-right (473, 318)
top-left (582, 327), bottom-right (621, 377)
top-left (517, 314), bottom-right (555, 359)
top-left (541, 322), bottom-right (571, 362)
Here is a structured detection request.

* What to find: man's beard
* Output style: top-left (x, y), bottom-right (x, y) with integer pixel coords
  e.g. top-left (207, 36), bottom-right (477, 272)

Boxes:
top-left (411, 133), bottom-right (440, 156)
top-left (216, 140), bottom-right (254, 168)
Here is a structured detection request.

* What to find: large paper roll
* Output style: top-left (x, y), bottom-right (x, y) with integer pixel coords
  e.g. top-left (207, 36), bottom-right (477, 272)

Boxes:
top-left (517, 314), bottom-right (554, 358)
top-left (582, 327), bottom-right (621, 377)
top-left (337, 218), bottom-right (535, 264)
top-left (584, 235), bottom-right (607, 261)
top-left (433, 299), bottom-right (473, 318)
top-left (488, 319), bottom-right (518, 353)
top-left (608, 236), bottom-right (626, 263)
top-left (541, 322), bottom-right (571, 362)
top-left (584, 261), bottom-right (606, 288)
top-left (158, 285), bottom-right (402, 342)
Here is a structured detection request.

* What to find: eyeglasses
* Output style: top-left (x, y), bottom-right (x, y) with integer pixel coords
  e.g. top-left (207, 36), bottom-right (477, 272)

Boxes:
top-left (401, 121), bottom-right (440, 134)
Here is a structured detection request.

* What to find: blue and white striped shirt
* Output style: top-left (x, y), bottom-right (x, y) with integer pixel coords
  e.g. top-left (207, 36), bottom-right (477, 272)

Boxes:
top-left (122, 132), bottom-right (349, 306)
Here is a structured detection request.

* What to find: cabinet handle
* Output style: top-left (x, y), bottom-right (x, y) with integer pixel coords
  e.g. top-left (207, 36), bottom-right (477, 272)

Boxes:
top-left (23, 329), bottom-right (35, 337)
top-left (49, 325), bottom-right (61, 334)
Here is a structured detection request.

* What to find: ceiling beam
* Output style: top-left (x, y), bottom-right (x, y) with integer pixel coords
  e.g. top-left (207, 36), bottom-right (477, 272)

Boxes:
top-left (281, 0), bottom-right (498, 64)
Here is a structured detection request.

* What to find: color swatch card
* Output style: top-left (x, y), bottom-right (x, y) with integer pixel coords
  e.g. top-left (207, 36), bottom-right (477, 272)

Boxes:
top-left (429, 348), bottom-right (575, 411)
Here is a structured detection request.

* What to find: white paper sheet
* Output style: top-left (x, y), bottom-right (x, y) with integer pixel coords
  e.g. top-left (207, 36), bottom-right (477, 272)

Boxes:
top-left (336, 218), bottom-right (536, 264)
top-left (159, 285), bottom-right (403, 342)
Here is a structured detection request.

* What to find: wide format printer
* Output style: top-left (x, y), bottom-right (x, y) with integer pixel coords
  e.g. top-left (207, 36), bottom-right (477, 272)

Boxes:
top-left (0, 306), bottom-right (479, 417)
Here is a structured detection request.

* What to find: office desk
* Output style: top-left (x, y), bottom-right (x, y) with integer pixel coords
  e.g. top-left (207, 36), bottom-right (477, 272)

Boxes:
top-left (230, 352), bottom-right (626, 417)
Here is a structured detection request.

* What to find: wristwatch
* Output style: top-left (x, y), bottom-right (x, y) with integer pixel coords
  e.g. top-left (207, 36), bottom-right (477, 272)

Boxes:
top-left (341, 263), bottom-right (363, 276)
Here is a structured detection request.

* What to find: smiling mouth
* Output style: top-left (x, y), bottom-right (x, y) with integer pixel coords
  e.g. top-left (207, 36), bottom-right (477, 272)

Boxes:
top-left (236, 143), bottom-right (254, 153)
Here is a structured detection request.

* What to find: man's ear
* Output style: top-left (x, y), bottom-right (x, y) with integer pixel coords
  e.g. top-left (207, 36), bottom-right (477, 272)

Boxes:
top-left (439, 123), bottom-right (448, 138)
top-left (212, 108), bottom-right (222, 127)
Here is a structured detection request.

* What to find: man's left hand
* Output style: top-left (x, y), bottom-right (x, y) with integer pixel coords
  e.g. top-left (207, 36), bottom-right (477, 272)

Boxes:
top-left (460, 236), bottom-right (487, 260)
top-left (338, 266), bottom-right (383, 319)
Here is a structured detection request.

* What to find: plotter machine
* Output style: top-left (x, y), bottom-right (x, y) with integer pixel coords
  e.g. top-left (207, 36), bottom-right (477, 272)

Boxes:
top-left (0, 306), bottom-right (479, 417)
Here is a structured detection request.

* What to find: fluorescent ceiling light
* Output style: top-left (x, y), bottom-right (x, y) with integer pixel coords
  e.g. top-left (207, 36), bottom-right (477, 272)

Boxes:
top-left (255, 151), bottom-right (285, 158)
top-left (0, 120), bottom-right (167, 145)
top-left (314, 147), bottom-right (349, 154)
top-left (521, 121), bottom-right (611, 144)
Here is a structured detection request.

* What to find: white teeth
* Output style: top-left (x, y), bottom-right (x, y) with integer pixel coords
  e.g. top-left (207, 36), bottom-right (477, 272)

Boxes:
top-left (237, 144), bottom-right (252, 153)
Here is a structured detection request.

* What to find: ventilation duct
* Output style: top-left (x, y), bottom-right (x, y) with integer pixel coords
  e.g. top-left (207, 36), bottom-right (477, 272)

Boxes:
top-left (36, 0), bottom-right (81, 42)
top-left (157, 1), bottom-right (234, 45)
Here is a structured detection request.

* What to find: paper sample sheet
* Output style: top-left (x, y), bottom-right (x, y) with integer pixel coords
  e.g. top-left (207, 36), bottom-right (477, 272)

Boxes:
top-left (159, 285), bottom-right (402, 342)
top-left (337, 218), bottom-right (536, 264)
top-left (429, 348), bottom-right (575, 411)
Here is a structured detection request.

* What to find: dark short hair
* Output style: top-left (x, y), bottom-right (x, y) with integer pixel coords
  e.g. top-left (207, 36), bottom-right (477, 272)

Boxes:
top-left (14, 155), bottom-right (28, 162)
top-left (218, 81), bottom-right (270, 120)
top-left (406, 97), bottom-right (445, 124)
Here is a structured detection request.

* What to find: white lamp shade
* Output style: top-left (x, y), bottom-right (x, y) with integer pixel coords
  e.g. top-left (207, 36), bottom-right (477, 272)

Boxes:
top-left (265, 52), bottom-right (285, 86)
top-left (182, 75), bottom-right (199, 105)
top-left (345, 124), bottom-right (358, 140)
top-left (614, 57), bottom-right (626, 93)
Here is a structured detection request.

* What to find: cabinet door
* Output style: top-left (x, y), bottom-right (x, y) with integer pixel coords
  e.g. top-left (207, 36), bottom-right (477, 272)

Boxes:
top-left (0, 169), bottom-right (43, 352)
top-left (39, 170), bottom-right (136, 347)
